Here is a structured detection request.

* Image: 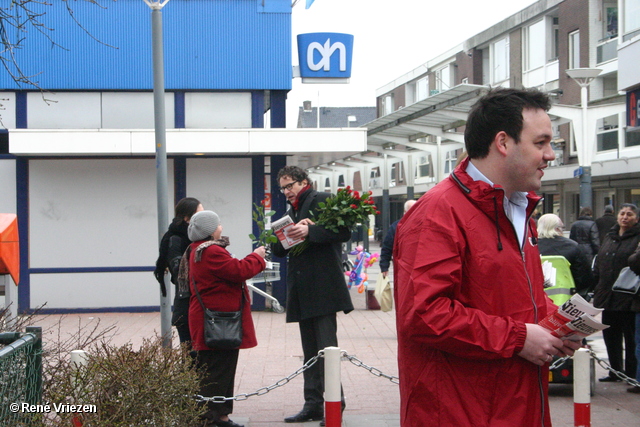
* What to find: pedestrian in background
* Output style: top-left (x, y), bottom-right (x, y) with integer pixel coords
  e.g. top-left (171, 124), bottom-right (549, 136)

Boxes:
top-left (596, 205), bottom-right (617, 245)
top-left (593, 203), bottom-right (640, 383)
top-left (537, 213), bottom-right (595, 298)
top-left (570, 207), bottom-right (600, 264)
top-left (271, 166), bottom-right (353, 425)
top-left (154, 197), bottom-right (203, 347)
top-left (628, 243), bottom-right (640, 394)
top-left (187, 210), bottom-right (266, 427)
top-left (379, 199), bottom-right (416, 279)
top-left (394, 88), bottom-right (580, 427)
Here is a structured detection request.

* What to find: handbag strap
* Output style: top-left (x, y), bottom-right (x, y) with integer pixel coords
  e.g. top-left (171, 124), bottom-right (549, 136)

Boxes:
top-left (192, 276), bottom-right (244, 312)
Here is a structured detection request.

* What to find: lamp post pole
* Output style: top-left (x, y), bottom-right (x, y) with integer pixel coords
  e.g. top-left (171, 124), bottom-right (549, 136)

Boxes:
top-left (566, 68), bottom-right (602, 211)
top-left (144, 0), bottom-right (172, 348)
top-left (579, 84), bottom-right (592, 210)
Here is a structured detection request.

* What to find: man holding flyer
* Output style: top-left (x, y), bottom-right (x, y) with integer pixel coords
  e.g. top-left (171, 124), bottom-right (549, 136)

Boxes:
top-left (271, 165), bottom-right (353, 424)
top-left (394, 88), bottom-right (582, 427)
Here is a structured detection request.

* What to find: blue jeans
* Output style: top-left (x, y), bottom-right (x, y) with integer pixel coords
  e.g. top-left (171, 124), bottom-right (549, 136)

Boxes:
top-left (636, 313), bottom-right (640, 381)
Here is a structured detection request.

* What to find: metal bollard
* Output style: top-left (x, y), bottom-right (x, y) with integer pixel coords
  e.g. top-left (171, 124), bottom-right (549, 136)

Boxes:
top-left (573, 348), bottom-right (591, 427)
top-left (70, 350), bottom-right (88, 427)
top-left (324, 347), bottom-right (342, 427)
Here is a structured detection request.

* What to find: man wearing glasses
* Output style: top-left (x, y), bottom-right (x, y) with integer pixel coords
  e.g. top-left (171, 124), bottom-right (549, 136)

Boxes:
top-left (272, 165), bottom-right (353, 424)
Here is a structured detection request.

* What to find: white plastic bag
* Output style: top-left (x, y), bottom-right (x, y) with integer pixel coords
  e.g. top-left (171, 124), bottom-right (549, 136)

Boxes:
top-left (374, 273), bottom-right (393, 312)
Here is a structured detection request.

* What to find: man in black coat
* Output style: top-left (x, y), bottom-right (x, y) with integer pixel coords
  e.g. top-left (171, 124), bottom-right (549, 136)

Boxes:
top-left (595, 205), bottom-right (617, 244)
top-left (272, 166), bottom-right (353, 424)
top-left (569, 206), bottom-right (600, 264)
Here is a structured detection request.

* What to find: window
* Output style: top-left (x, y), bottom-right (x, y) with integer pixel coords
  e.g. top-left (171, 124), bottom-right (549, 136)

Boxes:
top-left (568, 31), bottom-right (580, 69)
top-left (416, 155), bottom-right (433, 178)
top-left (435, 65), bottom-right (451, 93)
top-left (626, 130), bottom-right (640, 147)
top-left (604, 4), bottom-right (618, 38)
top-left (524, 20), bottom-right (546, 71)
top-left (444, 149), bottom-right (463, 174)
top-left (491, 37), bottom-right (509, 83)
top-left (416, 77), bottom-right (428, 102)
top-left (551, 17), bottom-right (559, 61)
top-left (382, 94), bottom-right (394, 116)
top-left (596, 114), bottom-right (619, 151)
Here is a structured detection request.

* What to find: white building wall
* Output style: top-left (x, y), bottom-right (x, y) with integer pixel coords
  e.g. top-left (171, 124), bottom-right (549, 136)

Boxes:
top-left (0, 92), bottom-right (16, 129)
top-left (186, 157), bottom-right (254, 260)
top-left (0, 159), bottom-right (16, 214)
top-left (185, 93), bottom-right (252, 129)
top-left (28, 158), bottom-right (174, 310)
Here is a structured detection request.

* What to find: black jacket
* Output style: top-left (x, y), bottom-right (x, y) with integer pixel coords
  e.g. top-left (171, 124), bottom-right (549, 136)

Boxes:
top-left (272, 188), bottom-right (354, 322)
top-left (595, 213), bottom-right (617, 244)
top-left (569, 216), bottom-right (600, 261)
top-left (592, 223), bottom-right (640, 312)
top-left (537, 236), bottom-right (596, 294)
top-left (379, 220), bottom-right (399, 273)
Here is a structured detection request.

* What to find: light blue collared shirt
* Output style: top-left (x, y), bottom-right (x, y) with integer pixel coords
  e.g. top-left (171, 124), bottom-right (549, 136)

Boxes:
top-left (466, 161), bottom-right (528, 248)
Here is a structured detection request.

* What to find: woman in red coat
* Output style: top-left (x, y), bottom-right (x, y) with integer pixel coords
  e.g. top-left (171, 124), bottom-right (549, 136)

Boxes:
top-left (187, 210), bottom-right (266, 427)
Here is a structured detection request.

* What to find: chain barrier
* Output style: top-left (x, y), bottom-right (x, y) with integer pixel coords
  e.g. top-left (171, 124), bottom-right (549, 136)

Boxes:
top-left (195, 351), bottom-right (323, 403)
top-left (341, 350), bottom-right (400, 384)
top-left (586, 348), bottom-right (640, 388)
top-left (195, 349), bottom-right (400, 403)
top-left (196, 347), bottom-right (639, 403)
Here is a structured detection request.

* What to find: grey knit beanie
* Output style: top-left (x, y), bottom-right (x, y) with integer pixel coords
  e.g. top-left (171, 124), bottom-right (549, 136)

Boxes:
top-left (188, 210), bottom-right (220, 241)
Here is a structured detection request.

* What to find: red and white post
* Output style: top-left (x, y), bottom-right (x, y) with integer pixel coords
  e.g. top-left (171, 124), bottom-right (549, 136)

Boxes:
top-left (324, 347), bottom-right (342, 427)
top-left (573, 348), bottom-right (591, 427)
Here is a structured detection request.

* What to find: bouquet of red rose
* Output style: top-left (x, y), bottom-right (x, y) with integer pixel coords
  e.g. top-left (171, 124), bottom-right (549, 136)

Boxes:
top-left (290, 187), bottom-right (379, 255)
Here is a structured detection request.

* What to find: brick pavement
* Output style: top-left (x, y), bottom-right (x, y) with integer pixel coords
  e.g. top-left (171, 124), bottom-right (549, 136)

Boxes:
top-left (29, 240), bottom-right (640, 426)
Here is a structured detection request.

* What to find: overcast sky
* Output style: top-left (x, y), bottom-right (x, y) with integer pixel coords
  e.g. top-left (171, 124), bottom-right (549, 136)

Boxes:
top-left (285, 0), bottom-right (539, 128)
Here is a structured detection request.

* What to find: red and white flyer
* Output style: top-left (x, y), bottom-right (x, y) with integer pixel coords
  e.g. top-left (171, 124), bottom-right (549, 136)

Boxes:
top-left (538, 294), bottom-right (608, 340)
top-left (271, 215), bottom-right (305, 250)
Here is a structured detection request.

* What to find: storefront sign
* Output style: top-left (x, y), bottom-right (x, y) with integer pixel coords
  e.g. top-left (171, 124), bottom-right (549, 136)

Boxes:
top-left (297, 33), bottom-right (354, 82)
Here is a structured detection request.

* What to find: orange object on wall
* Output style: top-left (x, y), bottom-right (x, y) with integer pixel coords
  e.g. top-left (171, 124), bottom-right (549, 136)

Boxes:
top-left (0, 214), bottom-right (20, 285)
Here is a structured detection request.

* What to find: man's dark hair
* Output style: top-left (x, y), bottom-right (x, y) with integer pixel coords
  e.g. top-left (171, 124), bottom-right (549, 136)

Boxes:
top-left (277, 165), bottom-right (309, 183)
top-left (464, 87), bottom-right (552, 159)
top-left (579, 207), bottom-right (593, 217)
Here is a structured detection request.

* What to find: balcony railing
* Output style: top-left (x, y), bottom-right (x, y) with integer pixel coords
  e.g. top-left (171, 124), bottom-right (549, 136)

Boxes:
top-left (597, 37), bottom-right (618, 64)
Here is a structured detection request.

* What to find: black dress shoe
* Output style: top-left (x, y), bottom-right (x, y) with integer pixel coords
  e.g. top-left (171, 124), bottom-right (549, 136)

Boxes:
top-left (628, 386), bottom-right (640, 394)
top-left (598, 375), bottom-right (621, 382)
top-left (284, 408), bottom-right (324, 423)
top-left (215, 419), bottom-right (244, 427)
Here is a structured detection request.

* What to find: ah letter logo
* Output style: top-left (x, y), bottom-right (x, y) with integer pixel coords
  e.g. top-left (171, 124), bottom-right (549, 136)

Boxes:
top-left (297, 33), bottom-right (354, 79)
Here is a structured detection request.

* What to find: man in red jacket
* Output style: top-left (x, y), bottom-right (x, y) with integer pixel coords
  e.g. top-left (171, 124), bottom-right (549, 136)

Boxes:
top-left (394, 88), bottom-right (582, 427)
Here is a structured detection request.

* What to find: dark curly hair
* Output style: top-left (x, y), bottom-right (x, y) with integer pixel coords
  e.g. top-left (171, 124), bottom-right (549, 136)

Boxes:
top-left (276, 165), bottom-right (309, 184)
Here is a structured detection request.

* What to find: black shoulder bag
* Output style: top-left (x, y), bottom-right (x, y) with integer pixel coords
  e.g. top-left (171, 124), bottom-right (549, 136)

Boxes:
top-left (192, 278), bottom-right (244, 349)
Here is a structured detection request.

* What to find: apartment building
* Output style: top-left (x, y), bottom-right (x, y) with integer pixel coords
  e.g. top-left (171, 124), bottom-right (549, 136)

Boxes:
top-left (314, 0), bottom-right (639, 230)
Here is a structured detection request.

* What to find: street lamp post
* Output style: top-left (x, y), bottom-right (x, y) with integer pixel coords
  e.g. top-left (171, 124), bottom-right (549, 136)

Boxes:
top-left (566, 68), bottom-right (602, 211)
top-left (144, 0), bottom-right (172, 348)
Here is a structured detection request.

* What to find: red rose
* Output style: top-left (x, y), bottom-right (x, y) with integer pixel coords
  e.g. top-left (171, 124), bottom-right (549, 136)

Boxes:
top-left (368, 191), bottom-right (373, 195)
top-left (350, 204), bottom-right (357, 209)
top-left (353, 191), bottom-right (360, 199)
top-left (376, 210), bottom-right (381, 215)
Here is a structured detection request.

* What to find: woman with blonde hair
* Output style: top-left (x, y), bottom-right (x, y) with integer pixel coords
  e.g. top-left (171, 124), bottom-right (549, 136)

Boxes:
top-left (537, 214), bottom-right (595, 297)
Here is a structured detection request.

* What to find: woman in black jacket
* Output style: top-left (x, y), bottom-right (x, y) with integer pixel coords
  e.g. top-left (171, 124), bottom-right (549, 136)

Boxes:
top-left (154, 197), bottom-right (203, 347)
top-left (593, 203), bottom-right (640, 382)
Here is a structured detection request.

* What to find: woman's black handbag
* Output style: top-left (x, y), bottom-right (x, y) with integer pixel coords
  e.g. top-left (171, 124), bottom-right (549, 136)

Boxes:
top-left (611, 267), bottom-right (640, 295)
top-left (193, 278), bottom-right (243, 349)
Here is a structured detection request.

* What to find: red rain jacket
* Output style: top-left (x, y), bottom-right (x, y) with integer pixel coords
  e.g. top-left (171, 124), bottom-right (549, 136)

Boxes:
top-left (394, 158), bottom-right (557, 427)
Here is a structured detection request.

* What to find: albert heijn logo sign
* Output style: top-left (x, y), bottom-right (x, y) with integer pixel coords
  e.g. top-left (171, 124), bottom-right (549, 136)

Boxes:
top-left (297, 33), bottom-right (354, 83)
